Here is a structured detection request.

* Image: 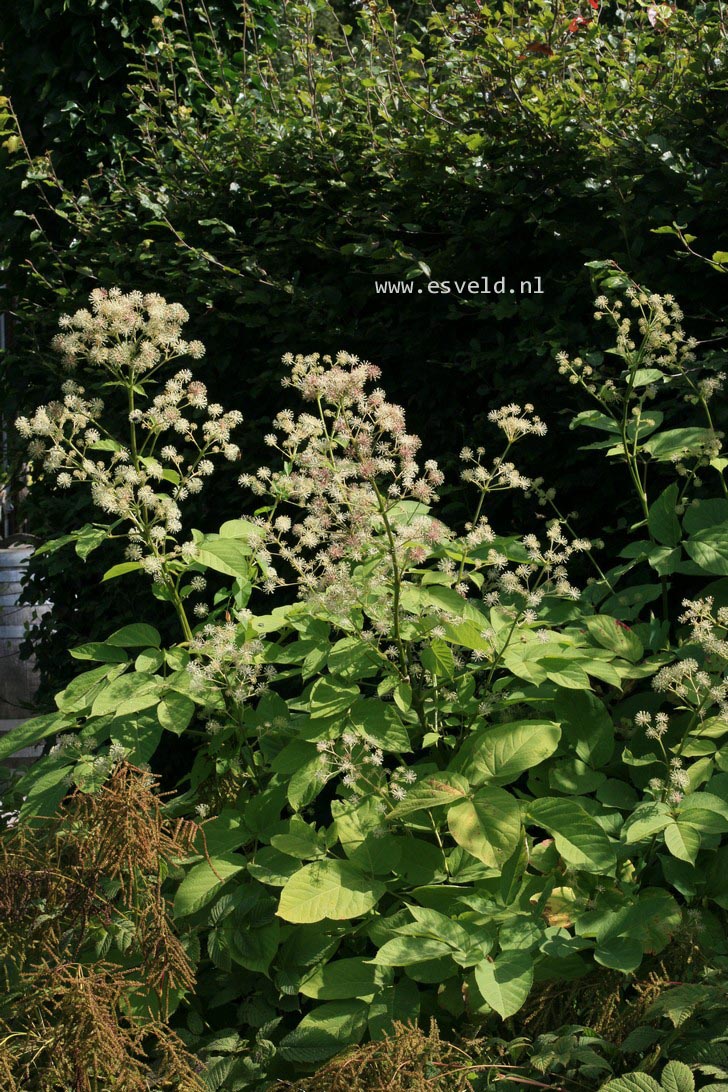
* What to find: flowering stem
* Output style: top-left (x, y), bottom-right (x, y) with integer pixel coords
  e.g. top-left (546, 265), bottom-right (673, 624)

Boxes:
top-left (372, 481), bottom-right (408, 680)
top-left (485, 611), bottom-right (523, 689)
top-left (127, 382), bottom-right (139, 466)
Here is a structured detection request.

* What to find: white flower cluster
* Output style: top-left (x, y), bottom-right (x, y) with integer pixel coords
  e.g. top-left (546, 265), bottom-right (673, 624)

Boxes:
top-left (558, 283), bottom-right (725, 418)
top-left (634, 709), bottom-right (670, 740)
top-left (241, 351), bottom-right (450, 620)
top-left (51, 287), bottom-right (205, 373)
top-left (460, 410), bottom-right (544, 496)
top-left (188, 620), bottom-right (276, 706)
top-left (16, 290), bottom-right (242, 583)
top-left (679, 597), bottom-right (728, 663)
top-left (648, 755), bottom-right (690, 805)
top-left (480, 522), bottom-right (590, 617)
top-left (315, 729), bottom-right (416, 805)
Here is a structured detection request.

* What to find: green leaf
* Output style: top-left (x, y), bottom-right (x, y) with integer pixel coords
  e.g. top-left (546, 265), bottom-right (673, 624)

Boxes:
top-left (372, 936), bottom-right (454, 966)
top-left (661, 1061), bottom-right (695, 1092)
top-left (623, 802), bottom-right (673, 841)
top-left (583, 615), bottom-right (643, 662)
top-left (109, 711), bottom-right (162, 765)
top-left (70, 642), bottom-right (129, 664)
top-left (55, 664), bottom-right (127, 714)
top-left (74, 523), bottom-right (110, 559)
top-left (554, 689), bottom-right (615, 766)
top-left (541, 658), bottom-right (591, 690)
top-left (136, 648), bottom-right (164, 672)
top-left (685, 524), bottom-right (728, 575)
top-left (349, 699), bottom-right (411, 752)
top-left (90, 672), bottom-right (159, 717)
top-left (421, 638), bottom-right (455, 678)
top-left (474, 950), bottom-right (533, 1019)
top-left (601, 1076), bottom-right (661, 1092)
top-left (632, 368), bottom-right (665, 387)
top-left (642, 427), bottom-right (714, 461)
top-left (277, 1000), bottom-right (369, 1063)
top-left (648, 484), bottom-right (681, 547)
top-left (308, 678), bottom-right (360, 719)
top-left (229, 920), bottom-right (280, 973)
top-left (277, 859), bottom-right (385, 923)
top-left (157, 690), bottom-right (196, 735)
top-left (679, 791), bottom-right (728, 831)
top-left (300, 957), bottom-right (381, 1000)
top-left (664, 820), bottom-right (701, 864)
top-left (271, 819), bottom-right (325, 860)
top-left (19, 760), bottom-right (72, 821)
top-left (682, 499), bottom-right (728, 534)
top-left (194, 536), bottom-right (251, 578)
top-left (106, 623), bottom-right (161, 648)
top-left (288, 754), bottom-right (327, 812)
top-left (247, 846), bottom-right (301, 887)
top-left (527, 798), bottom-right (616, 873)
top-left (570, 409), bottom-right (620, 434)
top-left (0, 712), bottom-right (69, 762)
top-left (174, 856), bottom-right (245, 917)
top-left (101, 562), bottom-right (143, 582)
top-left (447, 787), bottom-right (522, 868)
top-left (453, 719), bottom-right (561, 786)
top-left (195, 811), bottom-right (248, 856)
top-left (368, 978), bottom-right (420, 1039)
top-left (33, 534), bottom-right (75, 557)
top-left (594, 936), bottom-right (643, 973)
top-left (406, 904), bottom-right (475, 948)
top-left (386, 773), bottom-right (468, 819)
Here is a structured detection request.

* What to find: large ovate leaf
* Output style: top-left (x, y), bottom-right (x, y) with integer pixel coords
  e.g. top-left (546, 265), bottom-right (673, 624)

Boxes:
top-left (55, 664), bottom-right (127, 715)
top-left (685, 524), bottom-right (728, 575)
top-left (474, 949), bottom-right (533, 1019)
top-left (594, 935), bottom-right (643, 973)
top-left (106, 624), bottom-right (161, 648)
top-left (157, 689), bottom-right (196, 735)
top-left (642, 426), bottom-right (714, 461)
top-left (453, 719), bottom-right (561, 786)
top-left (447, 786), bottom-right (522, 868)
top-left (228, 920), bottom-right (280, 974)
top-left (661, 1061), bottom-right (695, 1092)
top-left (372, 936), bottom-right (454, 966)
top-left (0, 712), bottom-right (69, 762)
top-left (386, 773), bottom-right (468, 819)
top-left (194, 535), bottom-right (251, 578)
top-left (554, 689), bottom-right (615, 766)
top-left (307, 678), bottom-right (360, 719)
top-left (368, 979), bottom-right (420, 1040)
top-left (527, 798), bottom-right (616, 874)
top-left (583, 615), bottom-right (643, 662)
top-left (174, 856), bottom-right (245, 918)
top-left (277, 859), bottom-right (385, 923)
top-left (300, 957), bottom-right (381, 999)
top-left (648, 484), bottom-right (681, 547)
top-left (664, 820), bottom-right (701, 864)
top-left (349, 699), bottom-right (411, 752)
top-left (601, 1075), bottom-right (661, 1092)
top-left (90, 671), bottom-right (159, 717)
top-left (277, 1000), bottom-right (369, 1063)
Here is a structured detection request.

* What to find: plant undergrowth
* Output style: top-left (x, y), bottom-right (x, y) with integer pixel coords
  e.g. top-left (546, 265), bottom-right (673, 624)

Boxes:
top-left (0, 261), bottom-right (727, 1089)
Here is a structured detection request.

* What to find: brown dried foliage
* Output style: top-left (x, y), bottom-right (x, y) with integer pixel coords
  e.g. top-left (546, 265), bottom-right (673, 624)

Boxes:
top-left (0, 761), bottom-right (205, 1091)
top-left (280, 1020), bottom-right (511, 1092)
top-left (519, 927), bottom-right (706, 1041)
